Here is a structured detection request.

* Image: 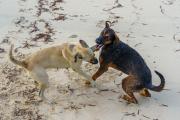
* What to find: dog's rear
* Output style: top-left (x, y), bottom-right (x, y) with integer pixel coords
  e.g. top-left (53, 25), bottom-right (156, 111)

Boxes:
top-left (9, 45), bottom-right (28, 68)
top-left (145, 70), bottom-right (165, 92)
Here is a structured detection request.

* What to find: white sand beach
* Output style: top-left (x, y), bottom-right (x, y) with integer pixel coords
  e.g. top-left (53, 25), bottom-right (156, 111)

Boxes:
top-left (0, 0), bottom-right (180, 119)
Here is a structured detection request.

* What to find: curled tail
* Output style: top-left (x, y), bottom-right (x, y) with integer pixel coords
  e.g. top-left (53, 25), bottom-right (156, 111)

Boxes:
top-left (147, 70), bottom-right (165, 92)
top-left (9, 44), bottom-right (27, 68)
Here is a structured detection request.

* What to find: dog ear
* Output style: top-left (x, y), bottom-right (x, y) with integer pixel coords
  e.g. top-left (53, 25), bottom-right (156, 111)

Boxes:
top-left (74, 53), bottom-right (83, 62)
top-left (114, 33), bottom-right (120, 44)
top-left (105, 21), bottom-right (111, 28)
top-left (79, 40), bottom-right (89, 48)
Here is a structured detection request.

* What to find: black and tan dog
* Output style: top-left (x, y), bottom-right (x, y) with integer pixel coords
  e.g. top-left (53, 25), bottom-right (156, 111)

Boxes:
top-left (92, 21), bottom-right (165, 104)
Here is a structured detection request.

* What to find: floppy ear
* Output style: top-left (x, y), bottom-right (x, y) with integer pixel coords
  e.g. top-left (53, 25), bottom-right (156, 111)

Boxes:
top-left (105, 21), bottom-right (111, 28)
top-left (79, 40), bottom-right (89, 48)
top-left (114, 33), bottom-right (120, 44)
top-left (74, 53), bottom-right (83, 62)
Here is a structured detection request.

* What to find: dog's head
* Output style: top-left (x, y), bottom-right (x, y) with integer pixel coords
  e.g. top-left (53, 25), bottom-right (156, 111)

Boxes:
top-left (73, 40), bottom-right (98, 64)
top-left (96, 21), bottom-right (120, 46)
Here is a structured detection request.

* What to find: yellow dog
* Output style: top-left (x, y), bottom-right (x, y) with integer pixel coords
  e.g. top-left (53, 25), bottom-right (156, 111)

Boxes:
top-left (9, 40), bottom-right (98, 101)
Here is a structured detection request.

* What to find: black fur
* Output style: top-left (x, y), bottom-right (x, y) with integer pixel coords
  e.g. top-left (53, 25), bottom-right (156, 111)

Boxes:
top-left (101, 41), bottom-right (165, 90)
top-left (95, 22), bottom-right (165, 92)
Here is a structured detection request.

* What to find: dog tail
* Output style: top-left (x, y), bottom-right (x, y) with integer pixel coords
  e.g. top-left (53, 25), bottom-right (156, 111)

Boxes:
top-left (147, 70), bottom-right (165, 92)
top-left (9, 44), bottom-right (27, 68)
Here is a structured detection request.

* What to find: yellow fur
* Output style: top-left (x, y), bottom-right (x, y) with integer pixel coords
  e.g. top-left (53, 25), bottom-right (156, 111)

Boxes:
top-left (9, 40), bottom-right (97, 102)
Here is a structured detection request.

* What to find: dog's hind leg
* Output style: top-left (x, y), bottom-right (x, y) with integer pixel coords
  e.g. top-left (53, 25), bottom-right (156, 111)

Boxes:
top-left (30, 67), bottom-right (49, 101)
top-left (121, 75), bottom-right (138, 104)
top-left (139, 88), bottom-right (151, 97)
top-left (39, 83), bottom-right (48, 100)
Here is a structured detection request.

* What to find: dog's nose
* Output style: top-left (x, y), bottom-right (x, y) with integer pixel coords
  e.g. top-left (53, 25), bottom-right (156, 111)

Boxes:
top-left (96, 36), bottom-right (104, 45)
top-left (93, 58), bottom-right (98, 64)
top-left (90, 58), bottom-right (98, 64)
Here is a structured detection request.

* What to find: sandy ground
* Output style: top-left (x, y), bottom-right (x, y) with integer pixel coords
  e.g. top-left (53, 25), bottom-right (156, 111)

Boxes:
top-left (0, 0), bottom-right (180, 119)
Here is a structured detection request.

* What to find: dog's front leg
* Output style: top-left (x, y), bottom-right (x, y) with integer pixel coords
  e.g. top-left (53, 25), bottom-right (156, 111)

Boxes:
top-left (92, 65), bottom-right (108, 81)
top-left (92, 56), bottom-right (109, 81)
top-left (72, 66), bottom-right (96, 87)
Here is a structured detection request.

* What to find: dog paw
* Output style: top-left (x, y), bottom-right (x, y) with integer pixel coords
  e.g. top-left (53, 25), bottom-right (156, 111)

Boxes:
top-left (85, 80), bottom-right (97, 87)
top-left (85, 81), bottom-right (91, 85)
top-left (120, 95), bottom-right (138, 104)
top-left (90, 81), bottom-right (97, 88)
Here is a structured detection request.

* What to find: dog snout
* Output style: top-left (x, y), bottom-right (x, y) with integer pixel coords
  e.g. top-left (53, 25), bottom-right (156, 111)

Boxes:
top-left (90, 58), bottom-right (98, 64)
top-left (96, 36), bottom-right (104, 45)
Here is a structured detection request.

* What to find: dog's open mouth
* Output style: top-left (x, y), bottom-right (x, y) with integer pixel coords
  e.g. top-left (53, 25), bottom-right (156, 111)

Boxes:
top-left (90, 44), bottom-right (103, 52)
top-left (96, 44), bottom-right (103, 49)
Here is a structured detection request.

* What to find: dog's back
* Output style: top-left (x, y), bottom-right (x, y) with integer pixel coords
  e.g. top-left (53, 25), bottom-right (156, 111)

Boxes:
top-left (9, 43), bottom-right (72, 70)
top-left (101, 41), bottom-right (151, 81)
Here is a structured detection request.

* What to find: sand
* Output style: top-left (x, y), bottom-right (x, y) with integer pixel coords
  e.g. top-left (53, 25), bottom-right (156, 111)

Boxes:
top-left (0, 0), bottom-right (180, 119)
